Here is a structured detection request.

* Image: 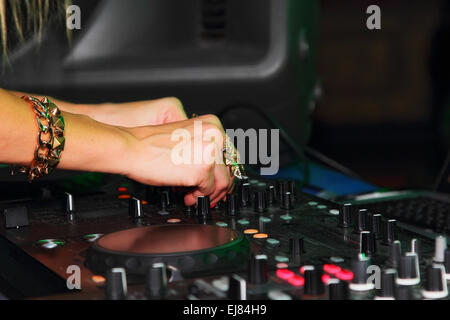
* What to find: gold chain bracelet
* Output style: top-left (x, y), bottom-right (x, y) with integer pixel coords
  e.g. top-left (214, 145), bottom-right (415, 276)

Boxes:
top-left (19, 96), bottom-right (66, 182)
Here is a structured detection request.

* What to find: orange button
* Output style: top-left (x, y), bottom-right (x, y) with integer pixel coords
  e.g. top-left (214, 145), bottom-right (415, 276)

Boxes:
top-left (244, 229), bottom-right (259, 234)
top-left (92, 275), bottom-right (106, 284)
top-left (118, 194), bottom-right (131, 199)
top-left (142, 200), bottom-right (148, 205)
top-left (167, 218), bottom-right (181, 223)
top-left (253, 233), bottom-right (268, 239)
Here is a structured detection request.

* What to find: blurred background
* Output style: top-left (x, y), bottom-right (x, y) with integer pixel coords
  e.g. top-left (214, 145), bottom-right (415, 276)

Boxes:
top-left (1, 0), bottom-right (449, 195)
top-left (312, 0), bottom-right (450, 190)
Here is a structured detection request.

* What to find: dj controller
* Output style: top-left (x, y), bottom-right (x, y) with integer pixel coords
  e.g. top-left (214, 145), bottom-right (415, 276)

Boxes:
top-left (0, 176), bottom-right (449, 300)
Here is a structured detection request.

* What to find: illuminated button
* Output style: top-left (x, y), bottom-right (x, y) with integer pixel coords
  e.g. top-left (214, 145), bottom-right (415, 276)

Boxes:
top-left (275, 255), bottom-right (289, 263)
top-left (167, 218), bottom-right (181, 223)
top-left (330, 256), bottom-right (345, 263)
top-left (276, 269), bottom-right (295, 280)
top-left (300, 266), bottom-right (305, 274)
top-left (336, 269), bottom-right (354, 281)
top-left (329, 209), bottom-right (340, 215)
top-left (322, 274), bottom-right (331, 284)
top-left (82, 234), bottom-right (103, 242)
top-left (288, 275), bottom-right (305, 287)
top-left (260, 217), bottom-right (272, 223)
top-left (254, 233), bottom-right (268, 239)
top-left (142, 200), bottom-right (148, 205)
top-left (280, 214), bottom-right (293, 221)
top-left (118, 187), bottom-right (128, 193)
top-left (212, 276), bottom-right (229, 292)
top-left (118, 194), bottom-right (131, 199)
top-left (36, 239), bottom-right (65, 249)
top-left (308, 201), bottom-right (318, 206)
top-left (216, 222), bottom-right (228, 227)
top-left (277, 263), bottom-right (289, 269)
top-left (323, 264), bottom-right (342, 275)
top-left (266, 238), bottom-right (280, 245)
top-left (237, 219), bottom-right (250, 225)
top-left (92, 275), bottom-right (106, 284)
top-left (244, 229), bottom-right (259, 235)
top-left (317, 205), bottom-right (327, 209)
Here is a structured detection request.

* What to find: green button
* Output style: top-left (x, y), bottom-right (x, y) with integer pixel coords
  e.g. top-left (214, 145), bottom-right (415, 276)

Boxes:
top-left (275, 255), bottom-right (289, 263)
top-left (266, 238), bottom-right (280, 245)
top-left (260, 217), bottom-right (272, 223)
top-left (308, 201), bottom-right (318, 206)
top-left (280, 214), bottom-right (293, 221)
top-left (216, 222), bottom-right (228, 227)
top-left (237, 219), bottom-right (250, 225)
top-left (317, 205), bottom-right (327, 209)
top-left (329, 209), bottom-right (340, 215)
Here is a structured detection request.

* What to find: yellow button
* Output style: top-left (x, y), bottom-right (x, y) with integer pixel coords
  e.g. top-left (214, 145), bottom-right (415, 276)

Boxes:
top-left (253, 233), bottom-right (268, 239)
top-left (244, 229), bottom-right (259, 234)
top-left (92, 275), bottom-right (105, 284)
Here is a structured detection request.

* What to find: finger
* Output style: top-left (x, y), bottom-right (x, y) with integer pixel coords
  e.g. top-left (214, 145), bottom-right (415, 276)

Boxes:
top-left (209, 164), bottom-right (231, 206)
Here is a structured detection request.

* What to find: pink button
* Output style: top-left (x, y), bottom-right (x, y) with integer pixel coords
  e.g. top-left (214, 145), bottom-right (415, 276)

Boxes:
top-left (322, 274), bottom-right (331, 284)
top-left (288, 275), bottom-right (305, 287)
top-left (276, 269), bottom-right (295, 280)
top-left (336, 269), bottom-right (354, 281)
top-left (323, 264), bottom-right (342, 274)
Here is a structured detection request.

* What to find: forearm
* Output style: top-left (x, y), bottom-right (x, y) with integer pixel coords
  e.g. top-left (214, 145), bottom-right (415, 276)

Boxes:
top-left (0, 88), bottom-right (131, 175)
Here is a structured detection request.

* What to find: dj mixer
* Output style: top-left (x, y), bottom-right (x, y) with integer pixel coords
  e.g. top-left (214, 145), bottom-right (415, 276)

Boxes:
top-left (0, 176), bottom-right (449, 300)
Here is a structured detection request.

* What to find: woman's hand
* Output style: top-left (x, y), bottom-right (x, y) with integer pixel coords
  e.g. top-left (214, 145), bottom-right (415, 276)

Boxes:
top-left (87, 97), bottom-right (188, 127)
top-left (122, 114), bottom-right (234, 206)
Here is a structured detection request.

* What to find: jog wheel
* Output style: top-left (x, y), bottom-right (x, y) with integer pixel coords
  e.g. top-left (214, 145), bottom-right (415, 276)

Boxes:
top-left (85, 224), bottom-right (250, 277)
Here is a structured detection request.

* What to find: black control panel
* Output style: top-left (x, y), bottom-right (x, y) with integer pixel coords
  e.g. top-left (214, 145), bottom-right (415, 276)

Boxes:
top-left (0, 176), bottom-right (449, 300)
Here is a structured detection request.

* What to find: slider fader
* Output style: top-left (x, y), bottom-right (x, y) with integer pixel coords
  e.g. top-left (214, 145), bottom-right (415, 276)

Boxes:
top-left (0, 176), bottom-right (449, 300)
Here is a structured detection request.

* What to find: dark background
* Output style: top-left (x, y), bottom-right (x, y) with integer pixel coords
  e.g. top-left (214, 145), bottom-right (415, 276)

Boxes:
top-left (2, 0), bottom-right (450, 192)
top-left (311, 0), bottom-right (450, 189)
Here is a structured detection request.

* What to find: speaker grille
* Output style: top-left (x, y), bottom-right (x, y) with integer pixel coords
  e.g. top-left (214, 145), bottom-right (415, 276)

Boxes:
top-left (201, 0), bottom-right (227, 39)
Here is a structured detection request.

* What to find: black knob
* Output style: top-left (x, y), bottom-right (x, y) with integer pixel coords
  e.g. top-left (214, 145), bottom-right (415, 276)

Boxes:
top-left (278, 180), bottom-right (287, 198)
top-left (290, 238), bottom-right (305, 265)
top-left (253, 191), bottom-right (267, 213)
top-left (128, 197), bottom-right (143, 218)
top-left (159, 191), bottom-right (170, 210)
top-left (353, 209), bottom-right (367, 233)
top-left (196, 196), bottom-right (210, 216)
top-left (395, 286), bottom-right (412, 300)
top-left (376, 269), bottom-right (397, 299)
top-left (226, 194), bottom-right (239, 216)
top-left (248, 254), bottom-right (269, 285)
top-left (228, 274), bottom-right (247, 300)
top-left (444, 249), bottom-right (450, 275)
top-left (360, 231), bottom-right (377, 256)
top-left (240, 183), bottom-right (251, 207)
top-left (382, 219), bottom-right (397, 244)
top-left (422, 265), bottom-right (448, 299)
top-left (145, 262), bottom-right (167, 299)
top-left (371, 214), bottom-right (382, 238)
top-left (287, 180), bottom-right (296, 199)
top-left (64, 192), bottom-right (75, 214)
top-left (350, 254), bottom-right (374, 290)
top-left (339, 203), bottom-right (352, 228)
top-left (387, 240), bottom-right (402, 268)
top-left (328, 279), bottom-right (349, 300)
top-left (105, 268), bottom-right (127, 300)
top-left (303, 266), bottom-right (324, 296)
top-left (397, 253), bottom-right (420, 285)
top-left (266, 185), bottom-right (277, 205)
top-left (280, 192), bottom-right (294, 210)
